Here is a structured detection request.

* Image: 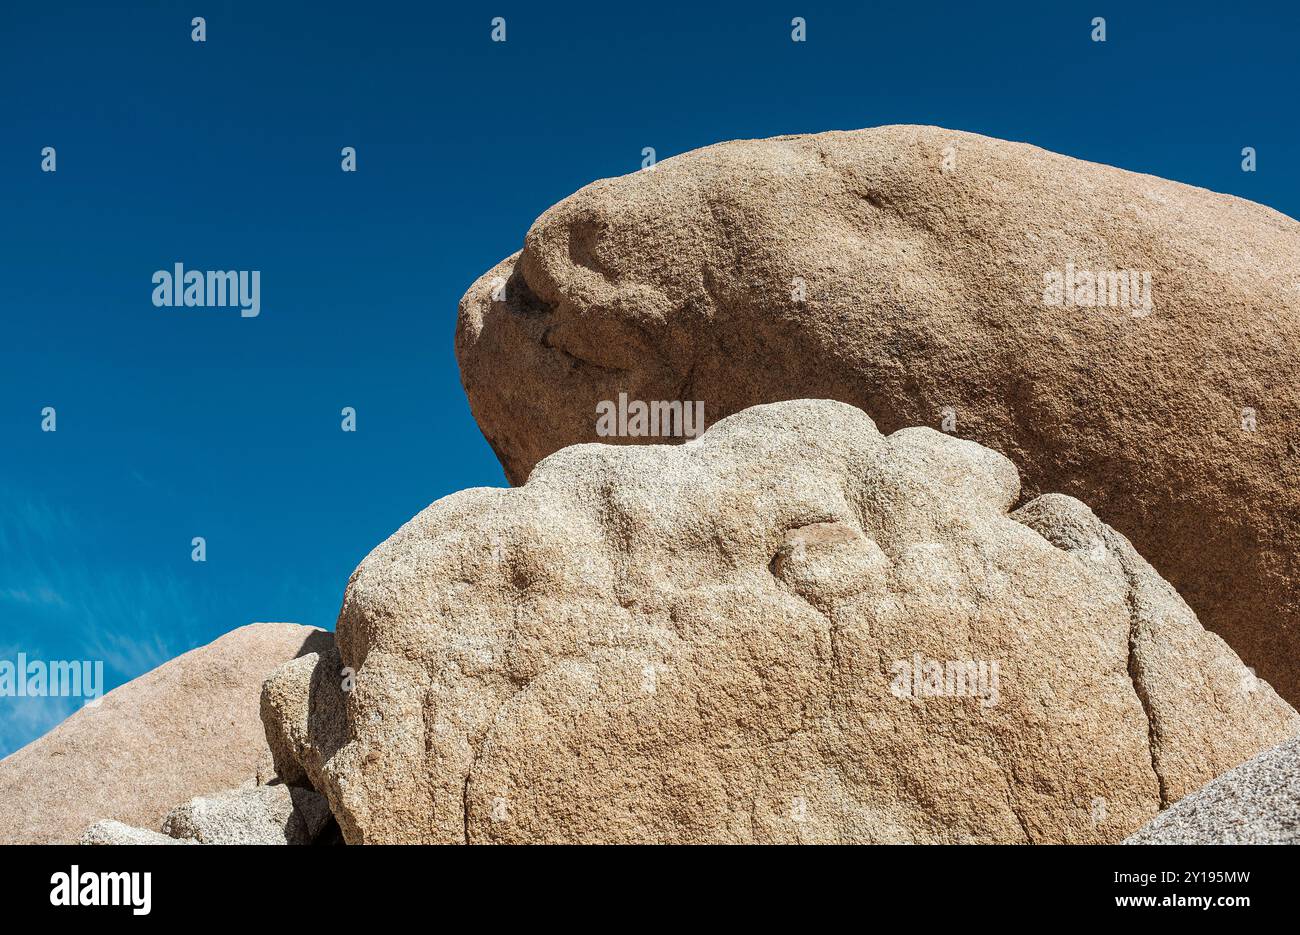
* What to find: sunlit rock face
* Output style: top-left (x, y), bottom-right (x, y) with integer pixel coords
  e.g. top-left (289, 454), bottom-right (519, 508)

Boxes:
top-left (456, 124), bottom-right (1300, 705)
top-left (262, 400), bottom-right (1296, 844)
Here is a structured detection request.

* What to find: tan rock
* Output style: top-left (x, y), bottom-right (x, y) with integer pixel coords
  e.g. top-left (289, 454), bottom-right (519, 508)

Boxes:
top-left (456, 125), bottom-right (1300, 703)
top-left (260, 642), bottom-right (348, 818)
top-left (0, 623), bottom-right (331, 844)
top-left (263, 400), bottom-right (1296, 843)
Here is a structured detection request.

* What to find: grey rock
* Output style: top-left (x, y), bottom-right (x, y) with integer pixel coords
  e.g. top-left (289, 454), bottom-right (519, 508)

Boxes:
top-left (1125, 734), bottom-right (1300, 844)
top-left (161, 783), bottom-right (333, 845)
top-left (80, 820), bottom-right (192, 845)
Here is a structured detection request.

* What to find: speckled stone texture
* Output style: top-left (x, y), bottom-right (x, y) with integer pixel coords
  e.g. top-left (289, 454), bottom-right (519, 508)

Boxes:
top-left (456, 125), bottom-right (1300, 704)
top-left (262, 400), bottom-right (1296, 844)
top-left (78, 784), bottom-right (333, 845)
top-left (161, 783), bottom-right (334, 844)
top-left (0, 622), bottom-right (332, 844)
top-left (81, 820), bottom-right (193, 845)
top-left (1125, 734), bottom-right (1300, 844)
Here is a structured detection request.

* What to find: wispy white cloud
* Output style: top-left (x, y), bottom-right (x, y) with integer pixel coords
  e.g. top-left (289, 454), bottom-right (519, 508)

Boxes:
top-left (0, 586), bottom-right (69, 609)
top-left (0, 495), bottom-right (77, 555)
top-left (0, 488), bottom-right (205, 756)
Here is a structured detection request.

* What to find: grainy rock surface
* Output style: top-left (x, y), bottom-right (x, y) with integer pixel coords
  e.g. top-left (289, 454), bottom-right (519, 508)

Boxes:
top-left (161, 783), bottom-right (334, 845)
top-left (80, 820), bottom-right (192, 846)
top-left (1125, 734), bottom-right (1300, 844)
top-left (0, 623), bottom-right (331, 844)
top-left (260, 641), bottom-right (348, 807)
top-left (456, 125), bottom-right (1300, 703)
top-left (263, 400), bottom-right (1296, 844)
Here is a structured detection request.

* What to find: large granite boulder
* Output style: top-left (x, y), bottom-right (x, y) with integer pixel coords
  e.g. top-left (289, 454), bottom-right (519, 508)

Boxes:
top-left (456, 125), bottom-right (1300, 703)
top-left (262, 400), bottom-right (1296, 843)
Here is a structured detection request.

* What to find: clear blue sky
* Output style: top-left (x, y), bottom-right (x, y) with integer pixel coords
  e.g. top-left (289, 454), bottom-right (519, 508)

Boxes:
top-left (2, 1), bottom-right (1297, 756)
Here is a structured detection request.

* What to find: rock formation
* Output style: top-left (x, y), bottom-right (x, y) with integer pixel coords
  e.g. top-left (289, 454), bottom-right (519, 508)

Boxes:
top-left (1125, 734), bottom-right (1300, 844)
top-left (456, 125), bottom-right (1300, 704)
top-left (261, 400), bottom-right (1297, 844)
top-left (0, 622), bottom-right (331, 844)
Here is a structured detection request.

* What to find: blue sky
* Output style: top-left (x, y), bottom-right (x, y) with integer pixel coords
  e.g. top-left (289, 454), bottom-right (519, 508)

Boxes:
top-left (2, 1), bottom-right (1297, 756)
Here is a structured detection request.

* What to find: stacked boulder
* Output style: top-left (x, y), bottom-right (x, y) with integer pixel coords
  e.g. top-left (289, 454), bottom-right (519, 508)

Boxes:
top-left (32, 126), bottom-right (1300, 845)
top-left (456, 125), bottom-right (1300, 706)
top-left (327, 123), bottom-right (1296, 842)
